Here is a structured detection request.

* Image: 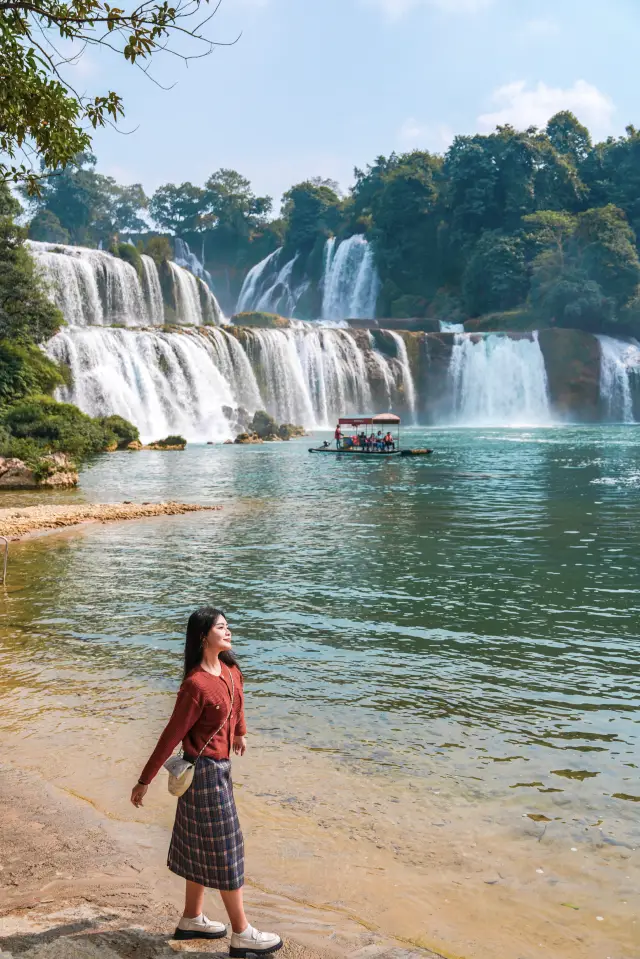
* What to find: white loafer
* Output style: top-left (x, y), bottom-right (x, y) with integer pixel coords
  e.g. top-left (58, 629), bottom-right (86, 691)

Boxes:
top-left (174, 913), bottom-right (227, 940)
top-left (229, 924), bottom-right (282, 957)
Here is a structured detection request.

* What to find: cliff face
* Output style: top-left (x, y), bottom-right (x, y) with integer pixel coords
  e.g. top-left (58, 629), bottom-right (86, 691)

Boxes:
top-left (538, 329), bottom-right (602, 421)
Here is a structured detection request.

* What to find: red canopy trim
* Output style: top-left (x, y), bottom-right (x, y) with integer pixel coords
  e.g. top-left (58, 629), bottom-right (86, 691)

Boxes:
top-left (338, 414), bottom-right (401, 426)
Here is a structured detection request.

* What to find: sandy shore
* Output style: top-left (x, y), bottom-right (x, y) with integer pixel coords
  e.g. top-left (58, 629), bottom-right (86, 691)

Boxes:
top-left (0, 503), bottom-right (222, 540)
top-left (0, 766), bottom-right (439, 959)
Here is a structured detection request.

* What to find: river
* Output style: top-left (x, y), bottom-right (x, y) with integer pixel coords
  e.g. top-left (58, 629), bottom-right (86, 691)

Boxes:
top-left (0, 427), bottom-right (638, 957)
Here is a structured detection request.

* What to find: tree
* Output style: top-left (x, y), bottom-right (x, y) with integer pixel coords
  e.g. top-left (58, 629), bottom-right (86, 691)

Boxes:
top-left (281, 180), bottom-right (343, 253)
top-left (546, 111), bottom-right (592, 165)
top-left (149, 183), bottom-right (208, 235)
top-left (1, 0), bottom-right (229, 193)
top-left (25, 153), bottom-right (148, 246)
top-left (28, 210), bottom-right (70, 244)
top-left (462, 231), bottom-right (529, 316)
top-left (0, 182), bottom-right (62, 343)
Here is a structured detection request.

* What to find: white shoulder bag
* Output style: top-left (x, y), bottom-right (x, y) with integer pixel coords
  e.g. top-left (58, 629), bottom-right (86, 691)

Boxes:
top-left (164, 666), bottom-right (235, 797)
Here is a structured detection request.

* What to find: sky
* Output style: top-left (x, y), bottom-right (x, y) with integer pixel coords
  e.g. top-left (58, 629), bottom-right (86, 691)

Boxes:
top-left (75, 0), bottom-right (640, 209)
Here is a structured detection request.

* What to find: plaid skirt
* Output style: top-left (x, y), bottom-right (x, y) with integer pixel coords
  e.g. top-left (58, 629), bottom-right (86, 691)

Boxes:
top-left (167, 757), bottom-right (244, 890)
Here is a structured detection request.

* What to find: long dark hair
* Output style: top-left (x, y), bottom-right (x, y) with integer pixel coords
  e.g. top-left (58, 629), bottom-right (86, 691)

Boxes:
top-left (184, 606), bottom-right (240, 680)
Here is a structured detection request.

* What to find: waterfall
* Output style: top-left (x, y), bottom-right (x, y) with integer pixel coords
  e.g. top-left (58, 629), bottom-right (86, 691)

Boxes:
top-left (440, 321), bottom-right (465, 333)
top-left (236, 249), bottom-right (282, 313)
top-left (246, 328), bottom-right (374, 426)
top-left (234, 249), bottom-right (306, 317)
top-left (321, 236), bottom-right (380, 321)
top-left (140, 255), bottom-right (164, 323)
top-left (29, 240), bottom-right (223, 327)
top-left (48, 327), bottom-right (260, 442)
top-left (388, 332), bottom-right (417, 421)
top-left (47, 326), bottom-right (403, 439)
top-left (448, 333), bottom-right (553, 426)
top-left (174, 238), bottom-right (216, 292)
top-left (597, 335), bottom-right (640, 423)
top-left (253, 255), bottom-right (307, 316)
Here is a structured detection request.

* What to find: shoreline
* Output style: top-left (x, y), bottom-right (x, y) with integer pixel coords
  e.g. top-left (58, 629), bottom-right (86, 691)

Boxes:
top-left (0, 502), bottom-right (222, 540)
top-left (0, 668), bottom-right (636, 959)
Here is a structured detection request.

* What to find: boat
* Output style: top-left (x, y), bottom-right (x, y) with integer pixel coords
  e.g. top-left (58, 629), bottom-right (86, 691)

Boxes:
top-left (309, 413), bottom-right (433, 457)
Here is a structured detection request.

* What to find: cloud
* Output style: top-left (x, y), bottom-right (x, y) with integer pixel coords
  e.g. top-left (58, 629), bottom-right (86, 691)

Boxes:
top-left (366, 0), bottom-right (494, 22)
top-left (398, 118), bottom-right (454, 151)
top-left (477, 80), bottom-right (615, 135)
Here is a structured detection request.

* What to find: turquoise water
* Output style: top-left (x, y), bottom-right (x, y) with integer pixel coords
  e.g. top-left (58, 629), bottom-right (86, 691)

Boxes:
top-left (1, 427), bottom-right (639, 837)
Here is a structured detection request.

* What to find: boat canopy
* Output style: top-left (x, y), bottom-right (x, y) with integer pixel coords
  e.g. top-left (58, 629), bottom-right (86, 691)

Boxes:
top-left (338, 413), bottom-right (401, 426)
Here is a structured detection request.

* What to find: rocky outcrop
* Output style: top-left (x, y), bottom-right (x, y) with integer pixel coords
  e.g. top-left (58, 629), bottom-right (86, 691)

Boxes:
top-left (0, 453), bottom-right (78, 490)
top-left (230, 311), bottom-right (291, 329)
top-left (234, 433), bottom-right (263, 444)
top-left (538, 328), bottom-right (601, 421)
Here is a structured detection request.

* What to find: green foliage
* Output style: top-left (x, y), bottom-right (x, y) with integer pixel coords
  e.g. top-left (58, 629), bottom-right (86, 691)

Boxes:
top-left (28, 210), bottom-right (70, 244)
top-left (153, 434), bottom-right (187, 448)
top-left (249, 410), bottom-right (279, 438)
top-left (97, 414), bottom-right (140, 448)
top-left (23, 154), bottom-right (148, 247)
top-left (0, 183), bottom-right (62, 343)
top-left (111, 242), bottom-right (143, 278)
top-left (144, 235), bottom-right (173, 265)
top-left (149, 183), bottom-right (208, 235)
top-left (462, 231), bottom-right (529, 315)
top-left (0, 395), bottom-right (114, 458)
top-left (0, 0), bottom-right (220, 194)
top-left (281, 178), bottom-right (343, 254)
top-left (0, 341), bottom-right (65, 404)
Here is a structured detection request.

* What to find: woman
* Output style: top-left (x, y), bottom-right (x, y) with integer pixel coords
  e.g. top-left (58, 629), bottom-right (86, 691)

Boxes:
top-left (131, 607), bottom-right (282, 955)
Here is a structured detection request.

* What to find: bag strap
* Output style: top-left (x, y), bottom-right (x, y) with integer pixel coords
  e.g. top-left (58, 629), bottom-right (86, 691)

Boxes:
top-left (195, 665), bottom-right (235, 762)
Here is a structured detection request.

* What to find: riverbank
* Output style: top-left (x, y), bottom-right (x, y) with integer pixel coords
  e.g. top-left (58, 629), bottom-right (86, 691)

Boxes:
top-left (0, 765), bottom-right (440, 959)
top-left (0, 502), bottom-right (222, 540)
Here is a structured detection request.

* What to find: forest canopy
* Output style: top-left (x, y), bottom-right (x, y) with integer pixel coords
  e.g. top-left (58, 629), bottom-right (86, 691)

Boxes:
top-left (22, 112), bottom-right (640, 335)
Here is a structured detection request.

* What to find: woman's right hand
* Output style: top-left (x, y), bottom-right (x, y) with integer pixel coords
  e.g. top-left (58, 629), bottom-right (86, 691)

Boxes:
top-left (131, 783), bottom-right (148, 808)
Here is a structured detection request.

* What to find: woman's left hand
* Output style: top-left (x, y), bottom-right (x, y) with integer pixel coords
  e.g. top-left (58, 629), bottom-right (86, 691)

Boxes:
top-left (233, 735), bottom-right (247, 756)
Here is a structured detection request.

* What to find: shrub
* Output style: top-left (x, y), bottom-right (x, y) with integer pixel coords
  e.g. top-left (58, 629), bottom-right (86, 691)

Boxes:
top-left (154, 435), bottom-right (187, 448)
top-left (144, 236), bottom-right (173, 265)
top-left (111, 242), bottom-right (143, 278)
top-left (98, 414), bottom-right (140, 448)
top-left (249, 410), bottom-right (278, 438)
top-left (0, 395), bottom-right (113, 458)
top-left (0, 341), bottom-right (66, 404)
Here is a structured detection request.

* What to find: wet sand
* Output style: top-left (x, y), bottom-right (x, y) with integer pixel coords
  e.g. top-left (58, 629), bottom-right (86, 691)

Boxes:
top-left (0, 673), bottom-right (636, 959)
top-left (0, 503), bottom-right (222, 540)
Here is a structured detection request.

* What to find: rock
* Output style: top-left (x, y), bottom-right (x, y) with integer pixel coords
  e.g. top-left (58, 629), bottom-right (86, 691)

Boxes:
top-left (278, 423), bottom-right (306, 440)
top-left (126, 440), bottom-right (143, 450)
top-left (0, 454), bottom-right (78, 490)
top-left (230, 311), bottom-right (290, 329)
top-left (223, 439), bottom-right (233, 445)
top-left (234, 432), bottom-right (263, 444)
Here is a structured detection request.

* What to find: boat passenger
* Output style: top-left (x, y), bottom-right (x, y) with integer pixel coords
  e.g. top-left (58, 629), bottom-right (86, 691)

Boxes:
top-left (358, 431), bottom-right (367, 448)
top-left (384, 431), bottom-right (395, 450)
top-left (334, 424), bottom-right (342, 449)
top-left (376, 431), bottom-right (384, 451)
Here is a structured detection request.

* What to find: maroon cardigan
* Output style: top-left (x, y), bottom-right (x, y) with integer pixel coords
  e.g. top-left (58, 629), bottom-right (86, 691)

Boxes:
top-left (139, 664), bottom-right (246, 785)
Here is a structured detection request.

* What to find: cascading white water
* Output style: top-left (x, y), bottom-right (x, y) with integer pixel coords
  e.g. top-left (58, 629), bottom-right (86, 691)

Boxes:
top-left (174, 238), bottom-right (216, 291)
top-left (448, 333), bottom-right (553, 426)
top-left (47, 325), bottom-right (402, 439)
top-left (252, 256), bottom-right (308, 316)
top-left (247, 328), bottom-right (374, 426)
top-left (388, 332), bottom-right (417, 421)
top-left (140, 254), bottom-right (164, 323)
top-left (236, 249), bottom-right (282, 313)
top-left (597, 335), bottom-right (640, 423)
top-left (440, 321), bottom-right (464, 333)
top-left (29, 240), bottom-right (223, 327)
top-left (321, 236), bottom-right (380, 321)
top-left (48, 327), bottom-right (261, 442)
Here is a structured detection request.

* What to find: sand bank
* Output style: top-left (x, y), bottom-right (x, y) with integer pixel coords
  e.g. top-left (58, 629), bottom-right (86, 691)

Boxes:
top-left (0, 502), bottom-right (222, 540)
